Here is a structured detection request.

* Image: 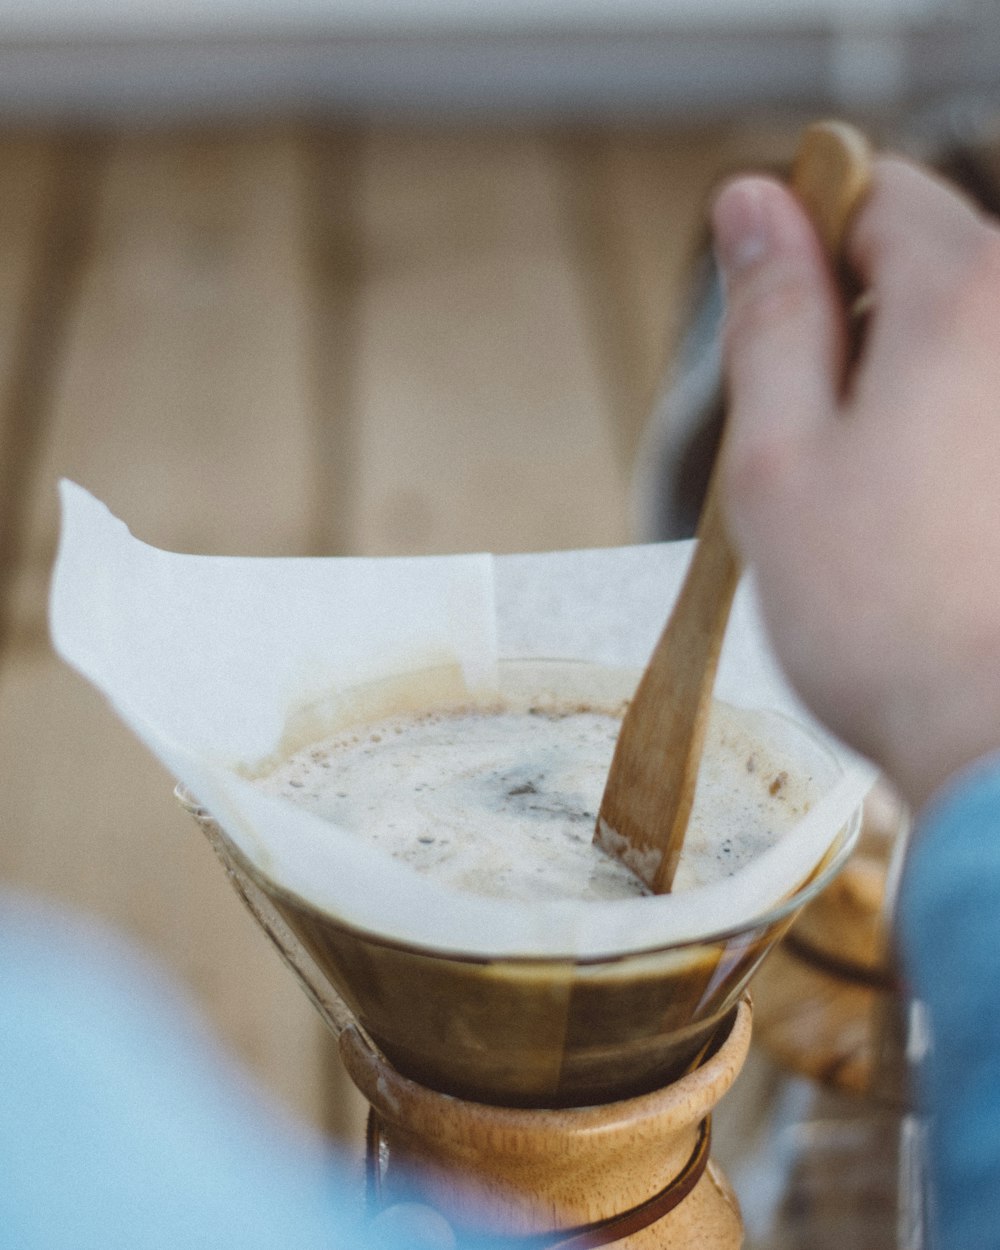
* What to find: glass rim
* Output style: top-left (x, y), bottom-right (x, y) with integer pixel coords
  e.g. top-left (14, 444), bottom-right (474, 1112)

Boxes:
top-left (186, 791), bottom-right (863, 969)
top-left (179, 654), bottom-right (866, 967)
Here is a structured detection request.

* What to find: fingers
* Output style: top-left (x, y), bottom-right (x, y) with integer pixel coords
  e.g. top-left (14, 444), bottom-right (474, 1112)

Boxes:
top-left (849, 156), bottom-right (987, 295)
top-left (710, 176), bottom-right (842, 547)
top-left (848, 156), bottom-right (1000, 410)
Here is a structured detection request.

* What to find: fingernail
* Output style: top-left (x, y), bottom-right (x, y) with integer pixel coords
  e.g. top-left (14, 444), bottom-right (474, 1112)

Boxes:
top-left (712, 180), bottom-right (773, 282)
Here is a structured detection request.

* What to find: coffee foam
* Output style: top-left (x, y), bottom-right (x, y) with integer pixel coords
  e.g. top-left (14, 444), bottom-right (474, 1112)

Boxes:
top-left (50, 486), bottom-right (873, 960)
top-left (225, 661), bottom-right (865, 958)
top-left (256, 696), bottom-right (816, 906)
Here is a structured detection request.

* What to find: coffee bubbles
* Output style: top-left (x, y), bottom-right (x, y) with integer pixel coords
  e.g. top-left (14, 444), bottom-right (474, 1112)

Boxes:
top-left (257, 695), bottom-right (815, 905)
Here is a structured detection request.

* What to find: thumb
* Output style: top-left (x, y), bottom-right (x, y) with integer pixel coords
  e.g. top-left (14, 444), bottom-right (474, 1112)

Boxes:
top-left (711, 176), bottom-right (842, 524)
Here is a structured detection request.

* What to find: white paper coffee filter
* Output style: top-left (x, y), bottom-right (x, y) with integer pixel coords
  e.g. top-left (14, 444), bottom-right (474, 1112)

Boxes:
top-left (50, 481), bottom-right (875, 959)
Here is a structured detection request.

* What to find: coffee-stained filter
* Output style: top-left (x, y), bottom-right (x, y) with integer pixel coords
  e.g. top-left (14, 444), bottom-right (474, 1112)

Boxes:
top-left (51, 483), bottom-right (870, 1104)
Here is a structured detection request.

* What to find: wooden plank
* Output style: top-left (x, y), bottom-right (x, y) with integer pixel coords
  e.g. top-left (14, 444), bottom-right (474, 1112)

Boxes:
top-left (0, 133), bottom-right (61, 406)
top-left (301, 126), bottom-right (366, 558)
top-left (557, 125), bottom-right (739, 474)
top-left (297, 123), bottom-right (370, 1142)
top-left (0, 126), bottom-right (368, 1139)
top-left (8, 126), bottom-right (320, 639)
top-left (349, 127), bottom-right (630, 557)
top-left (0, 652), bottom-right (343, 1130)
top-left (0, 133), bottom-right (96, 653)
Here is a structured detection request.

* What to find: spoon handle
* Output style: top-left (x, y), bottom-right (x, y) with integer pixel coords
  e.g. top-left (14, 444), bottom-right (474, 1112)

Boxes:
top-left (793, 120), bottom-right (874, 285)
top-left (595, 468), bottom-right (739, 894)
top-left (793, 121), bottom-right (875, 364)
top-left (595, 121), bottom-right (873, 895)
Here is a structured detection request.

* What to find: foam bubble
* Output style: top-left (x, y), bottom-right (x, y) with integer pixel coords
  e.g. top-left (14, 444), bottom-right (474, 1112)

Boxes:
top-left (257, 696), bottom-right (818, 904)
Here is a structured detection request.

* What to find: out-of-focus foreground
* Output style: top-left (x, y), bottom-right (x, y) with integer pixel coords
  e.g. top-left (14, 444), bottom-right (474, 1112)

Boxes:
top-left (1, 0), bottom-right (998, 1191)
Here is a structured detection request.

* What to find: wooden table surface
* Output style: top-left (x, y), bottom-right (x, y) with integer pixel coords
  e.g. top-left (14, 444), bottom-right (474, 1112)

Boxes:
top-left (0, 119), bottom-right (803, 1145)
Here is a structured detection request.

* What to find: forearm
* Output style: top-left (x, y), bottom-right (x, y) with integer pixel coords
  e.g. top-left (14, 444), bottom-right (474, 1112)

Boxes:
top-left (897, 763), bottom-right (1000, 1248)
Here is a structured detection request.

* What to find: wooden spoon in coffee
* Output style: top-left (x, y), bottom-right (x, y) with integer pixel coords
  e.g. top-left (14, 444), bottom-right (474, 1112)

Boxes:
top-left (596, 120), bottom-right (874, 894)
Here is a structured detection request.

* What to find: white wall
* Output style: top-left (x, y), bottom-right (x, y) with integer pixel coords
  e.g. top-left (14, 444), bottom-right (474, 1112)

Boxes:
top-left (0, 0), bottom-right (993, 122)
top-left (0, 0), bottom-right (954, 38)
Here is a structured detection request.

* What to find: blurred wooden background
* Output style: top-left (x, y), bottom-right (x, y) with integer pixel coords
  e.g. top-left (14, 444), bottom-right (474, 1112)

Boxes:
top-left (0, 118), bottom-right (819, 1145)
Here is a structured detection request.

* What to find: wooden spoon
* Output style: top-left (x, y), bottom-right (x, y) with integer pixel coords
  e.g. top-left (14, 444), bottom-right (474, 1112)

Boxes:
top-left (595, 120), bottom-right (874, 894)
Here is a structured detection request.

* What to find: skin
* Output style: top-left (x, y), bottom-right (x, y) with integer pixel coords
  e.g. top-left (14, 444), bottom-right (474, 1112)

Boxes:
top-left (710, 156), bottom-right (1000, 813)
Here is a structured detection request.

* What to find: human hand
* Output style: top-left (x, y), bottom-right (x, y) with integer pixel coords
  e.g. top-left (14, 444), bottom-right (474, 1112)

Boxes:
top-left (712, 156), bottom-right (1000, 811)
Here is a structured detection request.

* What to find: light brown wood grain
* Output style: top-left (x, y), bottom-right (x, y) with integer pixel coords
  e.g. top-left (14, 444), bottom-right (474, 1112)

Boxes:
top-left (559, 125), bottom-right (737, 472)
top-left (596, 471), bottom-right (740, 893)
top-left (0, 127), bottom-right (364, 1139)
top-left (792, 121), bottom-right (874, 264)
top-left (0, 134), bottom-right (63, 423)
top-left (0, 134), bottom-right (99, 652)
top-left (342, 1000), bottom-right (751, 1246)
top-left (7, 127), bottom-right (321, 639)
top-left (301, 127), bottom-right (366, 557)
top-left (350, 128), bottom-right (630, 557)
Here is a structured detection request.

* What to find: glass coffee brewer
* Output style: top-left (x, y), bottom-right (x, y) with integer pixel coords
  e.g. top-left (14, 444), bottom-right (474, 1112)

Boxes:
top-left (730, 782), bottom-right (923, 1249)
top-left (50, 485), bottom-right (870, 1248)
top-left (176, 656), bottom-right (862, 1249)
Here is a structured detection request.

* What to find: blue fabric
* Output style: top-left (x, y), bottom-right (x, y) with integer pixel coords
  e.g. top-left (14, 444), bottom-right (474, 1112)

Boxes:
top-left (9, 758), bottom-right (1000, 1250)
top-left (0, 892), bottom-right (368, 1250)
top-left (897, 760), bottom-right (1000, 1250)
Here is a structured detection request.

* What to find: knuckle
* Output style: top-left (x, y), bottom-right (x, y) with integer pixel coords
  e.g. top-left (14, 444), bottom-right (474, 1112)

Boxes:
top-left (851, 157), bottom-right (1000, 314)
top-left (908, 221), bottom-right (1000, 338)
top-left (722, 426), bottom-right (800, 513)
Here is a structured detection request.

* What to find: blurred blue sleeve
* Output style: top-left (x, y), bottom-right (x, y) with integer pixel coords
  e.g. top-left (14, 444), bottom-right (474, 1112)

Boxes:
top-left (896, 761), bottom-right (1000, 1249)
top-left (0, 891), bottom-right (370, 1250)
